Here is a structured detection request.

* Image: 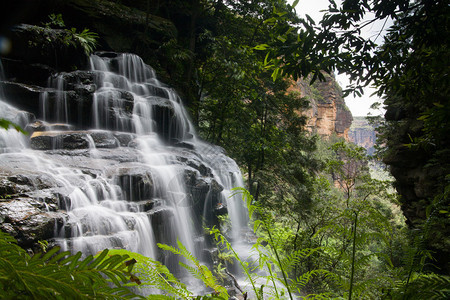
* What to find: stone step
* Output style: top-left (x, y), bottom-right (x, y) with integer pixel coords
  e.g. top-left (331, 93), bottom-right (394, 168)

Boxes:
top-left (26, 120), bottom-right (74, 133)
top-left (27, 130), bottom-right (136, 150)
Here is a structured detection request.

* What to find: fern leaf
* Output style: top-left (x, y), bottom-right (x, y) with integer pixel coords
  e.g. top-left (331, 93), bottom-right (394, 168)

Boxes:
top-left (77, 254), bottom-right (94, 271)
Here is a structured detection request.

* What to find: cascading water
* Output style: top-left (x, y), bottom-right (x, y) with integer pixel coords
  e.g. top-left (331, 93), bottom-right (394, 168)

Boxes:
top-left (0, 53), bottom-right (248, 291)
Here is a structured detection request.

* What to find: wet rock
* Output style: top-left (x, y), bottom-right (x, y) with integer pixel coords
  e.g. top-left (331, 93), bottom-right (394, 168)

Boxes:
top-left (214, 203), bottom-right (228, 216)
top-left (132, 199), bottom-right (158, 212)
top-left (7, 174), bottom-right (34, 186)
top-left (0, 199), bottom-right (39, 222)
top-left (183, 168), bottom-right (199, 187)
top-left (211, 179), bottom-right (224, 194)
top-left (56, 71), bottom-right (96, 89)
top-left (203, 247), bottom-right (220, 266)
top-left (111, 164), bottom-right (154, 201)
top-left (178, 155), bottom-right (211, 177)
top-left (56, 193), bottom-right (72, 211)
top-left (148, 206), bottom-right (175, 242)
top-left (173, 141), bottom-right (195, 150)
top-left (0, 178), bottom-right (20, 197)
top-left (2, 172), bottom-right (58, 192)
top-left (0, 198), bottom-right (67, 248)
top-left (0, 57), bottom-right (55, 87)
top-left (189, 178), bottom-right (210, 201)
top-left (30, 131), bottom-right (89, 150)
top-left (113, 132), bottom-right (136, 146)
top-left (147, 97), bottom-right (184, 143)
top-left (96, 52), bottom-right (119, 58)
top-left (30, 130), bottom-right (121, 150)
top-left (25, 120), bottom-right (74, 133)
top-left (89, 131), bottom-right (119, 148)
top-left (0, 81), bottom-right (45, 113)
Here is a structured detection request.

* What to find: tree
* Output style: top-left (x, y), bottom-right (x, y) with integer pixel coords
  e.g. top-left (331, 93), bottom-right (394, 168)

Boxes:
top-left (261, 0), bottom-right (450, 273)
top-left (191, 0), bottom-right (319, 203)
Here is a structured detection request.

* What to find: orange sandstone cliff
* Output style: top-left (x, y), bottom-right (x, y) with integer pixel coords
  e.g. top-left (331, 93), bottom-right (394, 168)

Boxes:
top-left (293, 73), bottom-right (353, 140)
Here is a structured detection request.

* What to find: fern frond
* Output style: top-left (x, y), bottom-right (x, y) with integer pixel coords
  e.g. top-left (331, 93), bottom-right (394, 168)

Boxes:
top-left (0, 231), bottom-right (140, 299)
top-left (295, 269), bottom-right (334, 290)
top-left (158, 241), bottom-right (228, 298)
top-left (395, 273), bottom-right (450, 300)
top-left (106, 249), bottom-right (191, 298)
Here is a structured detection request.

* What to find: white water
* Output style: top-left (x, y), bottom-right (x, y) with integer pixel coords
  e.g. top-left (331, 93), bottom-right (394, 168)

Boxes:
top-left (0, 54), bottom-right (248, 276)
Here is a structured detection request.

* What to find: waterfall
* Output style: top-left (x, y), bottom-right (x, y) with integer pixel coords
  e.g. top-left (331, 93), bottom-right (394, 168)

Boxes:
top-left (0, 53), bottom-right (248, 285)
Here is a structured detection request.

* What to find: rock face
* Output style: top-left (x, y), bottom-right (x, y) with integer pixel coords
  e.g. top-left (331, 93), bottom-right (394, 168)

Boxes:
top-left (348, 116), bottom-right (377, 155)
top-left (294, 73), bottom-right (353, 140)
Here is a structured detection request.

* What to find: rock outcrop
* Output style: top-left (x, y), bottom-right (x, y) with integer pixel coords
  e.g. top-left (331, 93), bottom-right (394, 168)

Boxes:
top-left (294, 73), bottom-right (353, 140)
top-left (348, 116), bottom-right (377, 155)
top-left (2, 0), bottom-right (176, 81)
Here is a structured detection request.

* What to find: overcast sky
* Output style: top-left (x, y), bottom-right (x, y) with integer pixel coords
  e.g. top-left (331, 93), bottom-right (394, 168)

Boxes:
top-left (289, 0), bottom-right (388, 116)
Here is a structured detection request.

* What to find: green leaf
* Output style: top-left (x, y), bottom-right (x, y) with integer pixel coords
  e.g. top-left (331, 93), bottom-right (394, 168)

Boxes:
top-left (254, 44), bottom-right (269, 51)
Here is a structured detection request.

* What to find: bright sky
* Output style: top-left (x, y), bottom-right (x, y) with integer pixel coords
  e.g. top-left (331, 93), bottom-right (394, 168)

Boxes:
top-left (289, 0), bottom-right (387, 116)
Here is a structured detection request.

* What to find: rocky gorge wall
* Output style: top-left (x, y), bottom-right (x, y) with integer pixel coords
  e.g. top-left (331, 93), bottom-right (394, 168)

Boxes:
top-left (348, 116), bottom-right (377, 155)
top-left (293, 72), bottom-right (353, 140)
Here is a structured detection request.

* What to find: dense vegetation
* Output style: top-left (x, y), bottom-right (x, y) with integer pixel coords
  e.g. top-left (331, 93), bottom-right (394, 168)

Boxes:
top-left (1, 0), bottom-right (449, 298)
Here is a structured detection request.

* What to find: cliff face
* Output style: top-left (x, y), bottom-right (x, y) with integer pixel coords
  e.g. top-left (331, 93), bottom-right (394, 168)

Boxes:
top-left (295, 73), bottom-right (353, 140)
top-left (348, 117), bottom-right (377, 155)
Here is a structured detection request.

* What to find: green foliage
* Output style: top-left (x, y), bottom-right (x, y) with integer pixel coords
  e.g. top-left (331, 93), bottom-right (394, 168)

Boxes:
top-left (225, 187), bottom-right (339, 299)
top-left (158, 240), bottom-right (229, 299)
top-left (0, 118), bottom-right (27, 134)
top-left (254, 0), bottom-right (449, 271)
top-left (69, 28), bottom-right (99, 56)
top-left (0, 230), bottom-right (140, 299)
top-left (104, 249), bottom-right (193, 299)
top-left (43, 13), bottom-right (98, 55)
top-left (43, 13), bottom-right (65, 29)
top-left (394, 273), bottom-right (450, 300)
top-left (244, 137), bottom-right (411, 298)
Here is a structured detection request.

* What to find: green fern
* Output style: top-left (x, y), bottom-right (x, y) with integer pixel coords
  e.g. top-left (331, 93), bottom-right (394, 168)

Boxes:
top-left (103, 249), bottom-right (193, 299)
top-left (228, 187), bottom-right (342, 299)
top-left (42, 13), bottom-right (98, 55)
top-left (158, 240), bottom-right (229, 299)
top-left (70, 27), bottom-right (99, 55)
top-left (0, 231), bottom-right (140, 299)
top-left (392, 273), bottom-right (450, 300)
